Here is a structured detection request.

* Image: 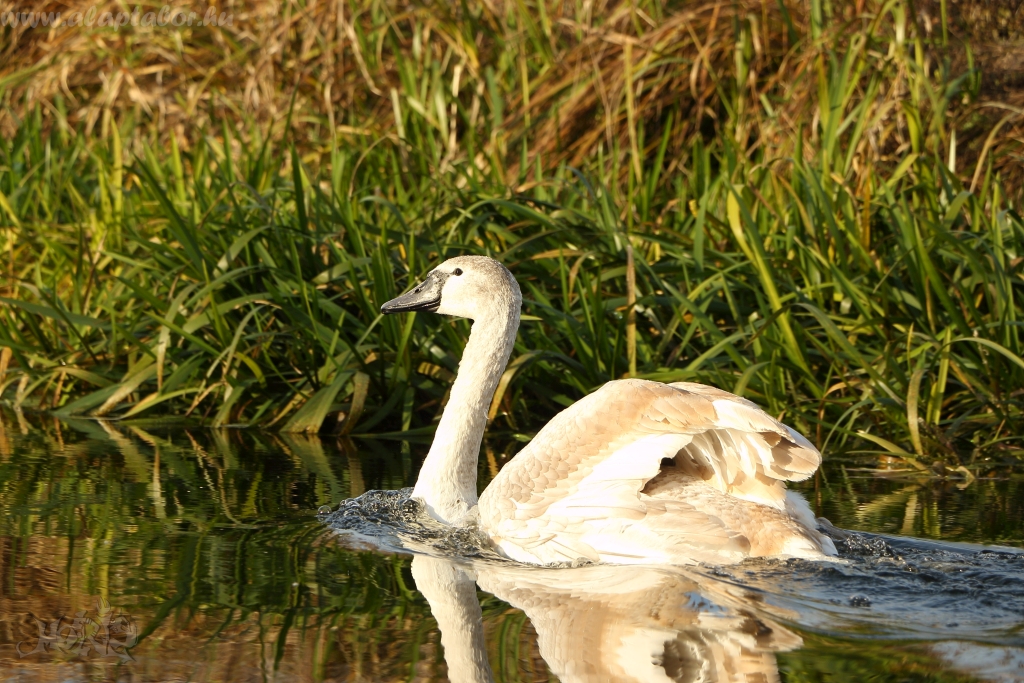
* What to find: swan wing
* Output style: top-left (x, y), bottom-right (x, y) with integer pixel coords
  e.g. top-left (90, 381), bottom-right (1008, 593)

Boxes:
top-left (479, 378), bottom-right (824, 563)
top-left (658, 381), bottom-right (821, 498)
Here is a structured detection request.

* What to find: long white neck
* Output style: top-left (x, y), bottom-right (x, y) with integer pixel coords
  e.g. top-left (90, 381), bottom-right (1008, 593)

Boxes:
top-left (412, 304), bottom-right (519, 524)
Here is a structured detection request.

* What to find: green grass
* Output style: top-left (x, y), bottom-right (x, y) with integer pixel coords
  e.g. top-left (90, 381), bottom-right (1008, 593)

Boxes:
top-left (1, 0), bottom-right (1022, 468)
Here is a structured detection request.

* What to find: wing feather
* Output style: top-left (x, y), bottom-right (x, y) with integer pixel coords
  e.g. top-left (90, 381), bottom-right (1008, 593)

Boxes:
top-left (479, 378), bottom-right (826, 563)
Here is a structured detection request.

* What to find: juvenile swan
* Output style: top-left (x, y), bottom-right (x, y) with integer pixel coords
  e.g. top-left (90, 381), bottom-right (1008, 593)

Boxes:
top-left (381, 256), bottom-right (836, 565)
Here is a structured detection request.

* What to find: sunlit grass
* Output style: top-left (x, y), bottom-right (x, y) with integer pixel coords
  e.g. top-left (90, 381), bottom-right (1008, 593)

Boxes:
top-left (0, 0), bottom-right (1022, 468)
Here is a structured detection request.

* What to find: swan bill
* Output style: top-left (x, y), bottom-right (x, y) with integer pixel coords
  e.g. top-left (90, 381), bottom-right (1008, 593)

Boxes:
top-left (381, 270), bottom-right (447, 314)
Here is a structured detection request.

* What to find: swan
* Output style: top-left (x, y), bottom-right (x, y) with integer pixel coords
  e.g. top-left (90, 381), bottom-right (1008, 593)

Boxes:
top-left (381, 255), bottom-right (837, 565)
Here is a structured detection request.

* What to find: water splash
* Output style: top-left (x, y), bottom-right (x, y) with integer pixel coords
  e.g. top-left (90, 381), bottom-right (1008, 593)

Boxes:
top-left (709, 530), bottom-right (1024, 645)
top-left (322, 495), bottom-right (1024, 647)
top-left (319, 490), bottom-right (1024, 656)
top-left (319, 489), bottom-right (508, 561)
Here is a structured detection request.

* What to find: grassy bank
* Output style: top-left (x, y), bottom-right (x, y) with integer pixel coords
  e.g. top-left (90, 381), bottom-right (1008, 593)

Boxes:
top-left (1, 0), bottom-right (1023, 468)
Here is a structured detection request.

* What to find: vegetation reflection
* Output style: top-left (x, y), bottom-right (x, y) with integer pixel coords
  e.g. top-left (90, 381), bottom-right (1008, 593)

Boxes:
top-left (1, 411), bottom-right (1021, 681)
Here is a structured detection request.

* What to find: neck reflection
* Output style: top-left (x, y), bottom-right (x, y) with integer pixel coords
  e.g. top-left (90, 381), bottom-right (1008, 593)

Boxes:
top-left (411, 555), bottom-right (800, 683)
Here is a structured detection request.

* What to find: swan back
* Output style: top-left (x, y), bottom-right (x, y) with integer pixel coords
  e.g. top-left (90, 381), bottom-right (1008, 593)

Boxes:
top-left (479, 379), bottom-right (833, 564)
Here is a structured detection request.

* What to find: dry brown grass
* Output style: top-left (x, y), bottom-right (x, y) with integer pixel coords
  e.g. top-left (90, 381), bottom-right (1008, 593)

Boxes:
top-left (2, 0), bottom-right (1021, 194)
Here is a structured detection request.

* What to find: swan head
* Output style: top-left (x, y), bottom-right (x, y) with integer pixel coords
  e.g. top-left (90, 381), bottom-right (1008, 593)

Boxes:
top-left (381, 256), bottom-right (521, 321)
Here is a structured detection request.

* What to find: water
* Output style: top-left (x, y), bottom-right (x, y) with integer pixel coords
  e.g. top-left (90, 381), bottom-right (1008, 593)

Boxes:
top-left (0, 410), bottom-right (1022, 682)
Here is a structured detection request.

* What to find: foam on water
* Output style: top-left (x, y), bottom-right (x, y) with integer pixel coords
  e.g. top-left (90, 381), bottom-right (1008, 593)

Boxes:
top-left (318, 488), bottom-right (509, 561)
top-left (706, 530), bottom-right (1024, 645)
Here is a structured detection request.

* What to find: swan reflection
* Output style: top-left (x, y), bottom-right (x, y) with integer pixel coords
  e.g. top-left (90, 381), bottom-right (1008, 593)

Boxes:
top-left (412, 555), bottom-right (801, 683)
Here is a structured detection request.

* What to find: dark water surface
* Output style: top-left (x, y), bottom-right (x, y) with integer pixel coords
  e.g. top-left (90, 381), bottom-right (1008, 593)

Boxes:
top-left (1, 410), bottom-right (1022, 682)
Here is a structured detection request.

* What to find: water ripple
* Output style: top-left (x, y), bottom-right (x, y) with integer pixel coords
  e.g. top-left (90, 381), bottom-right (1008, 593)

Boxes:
top-left (321, 492), bottom-right (1024, 648)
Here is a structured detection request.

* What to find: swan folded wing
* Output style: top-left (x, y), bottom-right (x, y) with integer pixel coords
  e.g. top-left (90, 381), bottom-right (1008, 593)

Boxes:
top-left (494, 506), bottom-right (747, 565)
top-left (640, 382), bottom-right (821, 508)
top-left (665, 381), bottom-right (821, 478)
top-left (480, 379), bottom-right (824, 557)
top-left (492, 433), bottom-right (750, 564)
top-left (537, 434), bottom-right (691, 521)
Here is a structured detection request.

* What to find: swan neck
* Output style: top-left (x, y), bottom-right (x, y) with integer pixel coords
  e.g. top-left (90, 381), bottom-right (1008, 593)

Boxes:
top-left (413, 307), bottom-right (518, 523)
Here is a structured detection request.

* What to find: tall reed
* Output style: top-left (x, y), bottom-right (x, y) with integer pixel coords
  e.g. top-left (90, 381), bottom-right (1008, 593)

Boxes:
top-left (1, 0), bottom-right (1021, 466)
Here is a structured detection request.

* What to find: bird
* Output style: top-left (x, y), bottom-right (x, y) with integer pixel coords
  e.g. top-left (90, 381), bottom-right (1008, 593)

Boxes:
top-left (380, 255), bottom-right (837, 565)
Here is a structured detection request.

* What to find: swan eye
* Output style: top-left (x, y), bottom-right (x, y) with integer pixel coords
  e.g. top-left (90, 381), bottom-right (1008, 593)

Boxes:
top-left (453, 268), bottom-right (463, 276)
